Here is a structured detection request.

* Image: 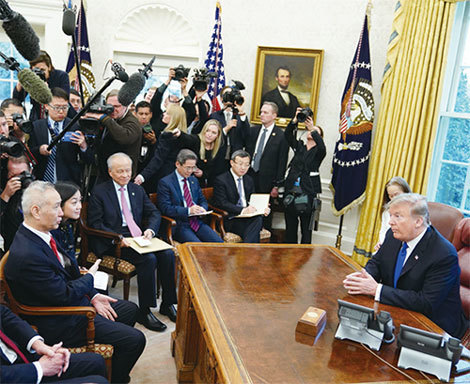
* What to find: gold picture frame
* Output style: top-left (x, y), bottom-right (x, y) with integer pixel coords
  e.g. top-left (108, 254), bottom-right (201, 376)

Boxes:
top-left (250, 46), bottom-right (324, 128)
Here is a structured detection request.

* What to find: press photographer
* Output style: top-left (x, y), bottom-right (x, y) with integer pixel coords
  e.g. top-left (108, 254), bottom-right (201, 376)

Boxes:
top-left (209, 80), bottom-right (249, 158)
top-left (283, 107), bottom-right (326, 244)
top-left (0, 98), bottom-right (30, 143)
top-left (84, 88), bottom-right (142, 183)
top-left (186, 68), bottom-right (213, 134)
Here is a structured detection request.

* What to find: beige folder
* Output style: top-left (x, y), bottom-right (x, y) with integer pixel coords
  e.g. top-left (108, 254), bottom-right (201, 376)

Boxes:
top-left (124, 237), bottom-right (174, 254)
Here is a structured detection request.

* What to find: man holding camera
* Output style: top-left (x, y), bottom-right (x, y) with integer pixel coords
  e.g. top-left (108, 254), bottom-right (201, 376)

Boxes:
top-left (29, 87), bottom-right (92, 185)
top-left (85, 89), bottom-right (142, 183)
top-left (261, 66), bottom-right (301, 119)
top-left (0, 98), bottom-right (29, 144)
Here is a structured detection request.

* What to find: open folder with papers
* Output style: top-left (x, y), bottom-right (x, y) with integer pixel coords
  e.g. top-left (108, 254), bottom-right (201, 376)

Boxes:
top-left (234, 193), bottom-right (269, 218)
top-left (124, 236), bottom-right (174, 254)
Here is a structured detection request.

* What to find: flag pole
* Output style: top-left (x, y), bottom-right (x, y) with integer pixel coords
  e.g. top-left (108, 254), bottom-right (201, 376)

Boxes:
top-left (335, 215), bottom-right (343, 250)
top-left (69, 3), bottom-right (86, 106)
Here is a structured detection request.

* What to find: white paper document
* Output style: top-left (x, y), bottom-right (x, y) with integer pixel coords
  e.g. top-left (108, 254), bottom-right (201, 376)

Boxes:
top-left (94, 271), bottom-right (109, 291)
top-left (234, 193), bottom-right (269, 218)
top-left (188, 210), bottom-right (213, 217)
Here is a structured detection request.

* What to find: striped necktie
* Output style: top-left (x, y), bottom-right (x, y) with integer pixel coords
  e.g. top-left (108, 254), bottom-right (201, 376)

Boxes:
top-left (43, 121), bottom-right (59, 183)
top-left (183, 178), bottom-right (200, 232)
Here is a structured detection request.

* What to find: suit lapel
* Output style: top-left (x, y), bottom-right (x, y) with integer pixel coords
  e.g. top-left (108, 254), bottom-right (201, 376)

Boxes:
top-left (399, 227), bottom-right (432, 279)
top-left (261, 126), bottom-right (278, 159)
top-left (171, 172), bottom-right (185, 205)
top-left (106, 181), bottom-right (123, 225)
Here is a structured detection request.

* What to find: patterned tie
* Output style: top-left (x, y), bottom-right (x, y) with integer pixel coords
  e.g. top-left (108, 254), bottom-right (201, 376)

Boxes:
top-left (252, 128), bottom-right (267, 172)
top-left (393, 242), bottom-right (408, 288)
top-left (236, 177), bottom-right (244, 207)
top-left (183, 178), bottom-right (200, 232)
top-left (50, 237), bottom-right (62, 265)
top-left (119, 187), bottom-right (142, 237)
top-left (43, 121), bottom-right (60, 183)
top-left (0, 330), bottom-right (30, 364)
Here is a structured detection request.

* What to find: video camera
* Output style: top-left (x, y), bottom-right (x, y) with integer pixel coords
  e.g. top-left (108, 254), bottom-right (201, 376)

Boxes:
top-left (192, 68), bottom-right (217, 92)
top-left (32, 67), bottom-right (46, 81)
top-left (222, 80), bottom-right (245, 116)
top-left (11, 113), bottom-right (32, 134)
top-left (78, 94), bottom-right (114, 141)
top-left (173, 65), bottom-right (190, 82)
top-left (0, 135), bottom-right (22, 157)
top-left (297, 107), bottom-right (313, 123)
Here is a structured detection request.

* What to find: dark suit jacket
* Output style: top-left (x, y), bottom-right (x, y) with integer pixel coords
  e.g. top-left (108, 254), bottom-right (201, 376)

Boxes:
top-left (365, 226), bottom-right (468, 338)
top-left (157, 172), bottom-right (208, 225)
top-left (209, 110), bottom-right (248, 154)
top-left (1, 305), bottom-right (39, 383)
top-left (245, 124), bottom-right (288, 193)
top-left (88, 180), bottom-right (161, 256)
top-left (213, 171), bottom-right (255, 218)
top-left (261, 88), bottom-right (300, 119)
top-left (29, 117), bottom-right (93, 184)
top-left (5, 225), bottom-right (98, 343)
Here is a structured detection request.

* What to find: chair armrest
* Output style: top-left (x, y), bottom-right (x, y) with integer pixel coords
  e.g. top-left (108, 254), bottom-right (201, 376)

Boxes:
top-left (209, 204), bottom-right (229, 217)
top-left (80, 219), bottom-right (123, 243)
top-left (161, 215), bottom-right (177, 246)
top-left (14, 303), bottom-right (96, 318)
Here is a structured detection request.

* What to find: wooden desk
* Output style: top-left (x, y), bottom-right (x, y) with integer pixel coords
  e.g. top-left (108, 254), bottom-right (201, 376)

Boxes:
top-left (172, 243), bottom-right (469, 383)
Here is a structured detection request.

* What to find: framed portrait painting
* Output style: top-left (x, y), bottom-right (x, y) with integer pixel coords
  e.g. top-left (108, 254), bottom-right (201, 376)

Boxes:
top-left (250, 46), bottom-right (324, 127)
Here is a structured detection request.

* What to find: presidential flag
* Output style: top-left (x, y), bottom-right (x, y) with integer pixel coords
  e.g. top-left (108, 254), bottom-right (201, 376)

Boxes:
top-left (330, 11), bottom-right (374, 216)
top-left (65, 0), bottom-right (96, 99)
top-left (204, 1), bottom-right (225, 112)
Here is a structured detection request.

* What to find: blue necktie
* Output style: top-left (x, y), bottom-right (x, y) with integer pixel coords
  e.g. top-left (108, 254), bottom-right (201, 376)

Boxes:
top-left (393, 242), bottom-right (408, 288)
top-left (236, 177), bottom-right (244, 207)
top-left (43, 121), bottom-right (60, 183)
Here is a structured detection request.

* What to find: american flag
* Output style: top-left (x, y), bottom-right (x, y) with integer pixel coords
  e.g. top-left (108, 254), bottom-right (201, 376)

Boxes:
top-left (65, 0), bottom-right (96, 98)
top-left (204, 1), bottom-right (225, 112)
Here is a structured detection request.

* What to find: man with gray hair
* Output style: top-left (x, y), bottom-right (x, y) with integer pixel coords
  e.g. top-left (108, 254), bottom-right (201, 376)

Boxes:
top-left (5, 181), bottom-right (146, 383)
top-left (88, 152), bottom-right (177, 330)
top-left (343, 193), bottom-right (468, 338)
top-left (157, 149), bottom-right (223, 243)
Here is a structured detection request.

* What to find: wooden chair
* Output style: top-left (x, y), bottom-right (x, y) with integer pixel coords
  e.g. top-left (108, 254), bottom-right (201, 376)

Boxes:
top-left (0, 252), bottom-right (113, 381)
top-left (79, 201), bottom-right (137, 301)
top-left (202, 187), bottom-right (271, 243)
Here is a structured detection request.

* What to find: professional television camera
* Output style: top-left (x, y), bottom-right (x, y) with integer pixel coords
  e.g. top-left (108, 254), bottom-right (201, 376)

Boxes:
top-left (11, 113), bottom-right (32, 134)
top-left (192, 68), bottom-right (217, 92)
top-left (222, 80), bottom-right (245, 116)
top-left (78, 94), bottom-right (114, 142)
top-left (173, 65), bottom-right (190, 81)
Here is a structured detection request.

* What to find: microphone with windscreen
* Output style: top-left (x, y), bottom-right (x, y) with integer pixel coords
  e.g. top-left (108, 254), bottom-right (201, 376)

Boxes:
top-left (0, 0), bottom-right (40, 61)
top-left (62, 8), bottom-right (75, 36)
top-left (111, 62), bottom-right (129, 83)
top-left (118, 57), bottom-right (156, 106)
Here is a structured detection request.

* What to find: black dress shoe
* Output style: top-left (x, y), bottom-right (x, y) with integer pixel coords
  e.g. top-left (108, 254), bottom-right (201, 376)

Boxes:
top-left (138, 311), bottom-right (167, 332)
top-left (159, 304), bottom-right (177, 322)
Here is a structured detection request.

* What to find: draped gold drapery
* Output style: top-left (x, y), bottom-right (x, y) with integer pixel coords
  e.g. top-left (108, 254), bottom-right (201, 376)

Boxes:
top-left (352, 0), bottom-right (457, 266)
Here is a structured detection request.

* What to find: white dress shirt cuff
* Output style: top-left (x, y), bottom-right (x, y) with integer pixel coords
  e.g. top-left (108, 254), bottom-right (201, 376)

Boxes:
top-left (239, 114), bottom-right (246, 121)
top-left (374, 284), bottom-right (383, 301)
top-left (33, 361), bottom-right (43, 384)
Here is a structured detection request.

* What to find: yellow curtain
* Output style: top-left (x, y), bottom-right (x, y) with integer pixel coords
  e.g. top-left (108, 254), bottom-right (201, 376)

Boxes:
top-left (352, 0), bottom-right (457, 266)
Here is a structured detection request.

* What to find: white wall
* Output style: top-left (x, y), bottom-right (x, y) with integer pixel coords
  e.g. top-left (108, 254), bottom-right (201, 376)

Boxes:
top-left (9, 0), bottom-right (397, 254)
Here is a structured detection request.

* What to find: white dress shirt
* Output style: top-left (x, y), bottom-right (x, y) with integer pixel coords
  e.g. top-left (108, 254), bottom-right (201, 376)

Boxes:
top-left (113, 181), bottom-right (134, 227)
top-left (230, 169), bottom-right (246, 207)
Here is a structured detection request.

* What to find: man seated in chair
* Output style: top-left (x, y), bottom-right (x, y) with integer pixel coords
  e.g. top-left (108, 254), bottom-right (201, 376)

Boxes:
top-left (5, 181), bottom-right (145, 383)
top-left (343, 193), bottom-right (468, 339)
top-left (213, 150), bottom-right (270, 243)
top-left (88, 152), bottom-right (177, 328)
top-left (157, 149), bottom-right (223, 243)
top-left (1, 305), bottom-right (108, 384)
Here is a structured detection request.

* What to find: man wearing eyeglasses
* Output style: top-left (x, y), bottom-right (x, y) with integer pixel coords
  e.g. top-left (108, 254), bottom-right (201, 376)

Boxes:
top-left (29, 87), bottom-right (93, 184)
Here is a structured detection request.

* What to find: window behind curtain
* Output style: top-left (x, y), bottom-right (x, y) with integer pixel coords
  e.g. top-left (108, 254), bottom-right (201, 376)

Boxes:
top-left (428, 2), bottom-right (470, 217)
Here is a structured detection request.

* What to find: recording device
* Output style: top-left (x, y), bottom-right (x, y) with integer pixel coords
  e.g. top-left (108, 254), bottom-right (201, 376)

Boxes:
top-left (297, 107), bottom-right (313, 123)
top-left (0, 0), bottom-right (40, 61)
top-left (173, 64), bottom-right (190, 81)
top-left (78, 94), bottom-right (114, 139)
top-left (142, 124), bottom-right (153, 134)
top-left (62, 7), bottom-right (75, 37)
top-left (192, 68), bottom-right (217, 92)
top-left (32, 66), bottom-right (46, 81)
top-left (110, 62), bottom-right (129, 83)
top-left (11, 113), bottom-right (32, 134)
top-left (0, 134), bottom-right (22, 157)
top-left (139, 56), bottom-right (156, 79)
top-left (397, 325), bottom-right (463, 382)
top-left (117, 58), bottom-right (156, 107)
top-left (222, 80), bottom-right (245, 116)
top-left (310, 197), bottom-right (322, 231)
top-left (335, 299), bottom-right (395, 351)
top-left (18, 170), bottom-right (34, 189)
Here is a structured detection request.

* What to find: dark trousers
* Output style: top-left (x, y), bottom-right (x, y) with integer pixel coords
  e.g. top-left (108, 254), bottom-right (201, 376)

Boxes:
top-left (225, 216), bottom-right (263, 243)
top-left (174, 222), bottom-right (223, 243)
top-left (64, 300), bottom-right (145, 384)
top-left (284, 206), bottom-right (313, 244)
top-left (43, 353), bottom-right (108, 383)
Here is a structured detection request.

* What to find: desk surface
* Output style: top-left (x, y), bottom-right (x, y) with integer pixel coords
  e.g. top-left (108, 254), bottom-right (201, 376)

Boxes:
top-left (177, 243), bottom-right (468, 383)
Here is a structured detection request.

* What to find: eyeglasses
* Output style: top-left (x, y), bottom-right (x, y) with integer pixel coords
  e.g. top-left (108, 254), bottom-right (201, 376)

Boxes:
top-left (233, 161), bottom-right (250, 168)
top-left (181, 166), bottom-right (197, 171)
top-left (49, 105), bottom-right (69, 112)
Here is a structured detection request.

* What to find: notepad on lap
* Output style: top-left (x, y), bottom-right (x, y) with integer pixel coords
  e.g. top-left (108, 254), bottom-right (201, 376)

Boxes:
top-left (94, 271), bottom-right (109, 291)
top-left (234, 193), bottom-right (269, 218)
top-left (125, 237), bottom-right (174, 254)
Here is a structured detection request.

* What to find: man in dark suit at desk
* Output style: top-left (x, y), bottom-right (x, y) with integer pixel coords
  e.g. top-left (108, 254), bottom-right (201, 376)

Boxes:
top-left (261, 66), bottom-right (301, 119)
top-left (1, 305), bottom-right (108, 383)
top-left (29, 87), bottom-right (93, 185)
top-left (245, 101), bottom-right (288, 230)
top-left (5, 181), bottom-right (146, 383)
top-left (88, 152), bottom-right (177, 329)
top-left (157, 149), bottom-right (223, 243)
top-left (213, 150), bottom-right (269, 243)
top-left (343, 193), bottom-right (468, 338)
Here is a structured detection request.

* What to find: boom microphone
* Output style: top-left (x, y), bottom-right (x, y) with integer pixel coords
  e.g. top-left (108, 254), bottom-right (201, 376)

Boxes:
top-left (17, 68), bottom-right (52, 104)
top-left (62, 8), bottom-right (76, 37)
top-left (118, 72), bottom-right (146, 107)
top-left (0, 1), bottom-right (40, 61)
top-left (111, 62), bottom-right (129, 83)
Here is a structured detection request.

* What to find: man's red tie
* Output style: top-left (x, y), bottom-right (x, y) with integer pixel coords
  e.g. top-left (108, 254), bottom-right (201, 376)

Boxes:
top-left (183, 178), bottom-right (200, 232)
top-left (0, 330), bottom-right (30, 363)
top-left (50, 237), bottom-right (62, 264)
